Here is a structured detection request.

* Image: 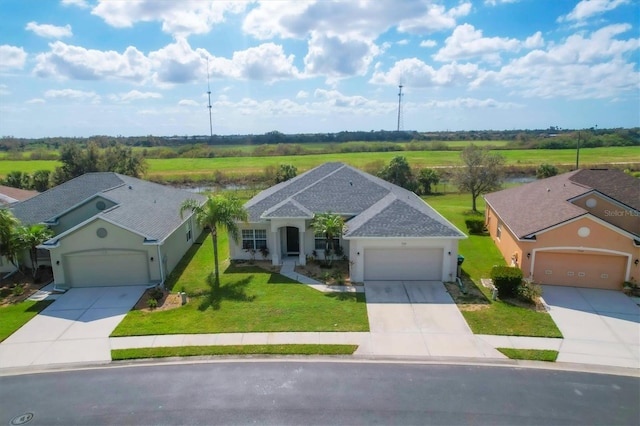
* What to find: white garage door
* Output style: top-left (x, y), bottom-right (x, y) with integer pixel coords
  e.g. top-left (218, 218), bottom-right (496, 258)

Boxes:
top-left (364, 248), bottom-right (443, 281)
top-left (64, 250), bottom-right (150, 287)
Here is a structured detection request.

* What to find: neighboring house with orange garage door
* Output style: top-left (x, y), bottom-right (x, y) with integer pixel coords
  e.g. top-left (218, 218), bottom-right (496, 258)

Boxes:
top-left (484, 169), bottom-right (639, 290)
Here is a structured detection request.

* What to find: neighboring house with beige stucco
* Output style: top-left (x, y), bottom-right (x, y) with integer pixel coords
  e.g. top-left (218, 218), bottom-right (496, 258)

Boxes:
top-left (230, 162), bottom-right (466, 283)
top-left (484, 169), bottom-right (640, 290)
top-left (8, 173), bottom-right (205, 289)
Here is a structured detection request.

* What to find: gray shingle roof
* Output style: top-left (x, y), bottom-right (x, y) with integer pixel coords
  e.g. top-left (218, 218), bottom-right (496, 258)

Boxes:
top-left (11, 173), bottom-right (205, 242)
top-left (484, 169), bottom-right (640, 238)
top-left (246, 162), bottom-right (465, 239)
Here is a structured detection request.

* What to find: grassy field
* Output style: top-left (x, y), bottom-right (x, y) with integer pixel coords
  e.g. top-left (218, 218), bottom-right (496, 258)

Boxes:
top-left (0, 146), bottom-right (636, 180)
top-left (0, 300), bottom-right (53, 342)
top-left (111, 231), bottom-right (369, 336)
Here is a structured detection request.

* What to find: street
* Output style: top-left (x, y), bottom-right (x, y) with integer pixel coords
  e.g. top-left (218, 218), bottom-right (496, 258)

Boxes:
top-left (1, 361), bottom-right (638, 425)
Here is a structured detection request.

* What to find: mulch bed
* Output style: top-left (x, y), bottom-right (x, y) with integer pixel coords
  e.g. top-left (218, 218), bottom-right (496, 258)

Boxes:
top-left (444, 278), bottom-right (545, 312)
top-left (133, 288), bottom-right (184, 312)
top-left (0, 268), bottom-right (53, 306)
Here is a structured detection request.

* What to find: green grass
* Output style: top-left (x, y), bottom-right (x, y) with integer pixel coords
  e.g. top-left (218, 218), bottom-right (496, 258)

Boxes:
top-left (111, 344), bottom-right (358, 360)
top-left (425, 193), bottom-right (563, 338)
top-left (0, 300), bottom-right (53, 342)
top-left (1, 146), bottom-right (636, 180)
top-left (497, 348), bottom-right (559, 362)
top-left (111, 231), bottom-right (369, 336)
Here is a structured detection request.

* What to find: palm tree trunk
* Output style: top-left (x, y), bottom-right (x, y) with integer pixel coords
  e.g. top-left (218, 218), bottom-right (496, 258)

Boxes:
top-left (211, 226), bottom-right (220, 285)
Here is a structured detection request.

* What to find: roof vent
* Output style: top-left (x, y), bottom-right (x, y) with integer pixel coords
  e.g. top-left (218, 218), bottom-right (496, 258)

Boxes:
top-left (128, 185), bottom-right (133, 190)
top-left (547, 188), bottom-right (550, 192)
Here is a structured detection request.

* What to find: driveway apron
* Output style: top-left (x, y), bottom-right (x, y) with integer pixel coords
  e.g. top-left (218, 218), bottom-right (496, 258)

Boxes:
top-left (0, 286), bottom-right (146, 369)
top-left (359, 281), bottom-right (502, 358)
top-left (542, 285), bottom-right (640, 369)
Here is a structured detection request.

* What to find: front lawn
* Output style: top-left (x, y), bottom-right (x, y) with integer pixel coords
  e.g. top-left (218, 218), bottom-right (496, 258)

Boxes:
top-left (497, 348), bottom-right (559, 362)
top-left (425, 193), bottom-right (562, 338)
top-left (0, 300), bottom-right (53, 342)
top-left (111, 232), bottom-right (368, 336)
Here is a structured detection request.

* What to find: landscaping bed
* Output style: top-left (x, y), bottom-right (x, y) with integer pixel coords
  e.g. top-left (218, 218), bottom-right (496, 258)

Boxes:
top-left (0, 267), bottom-right (53, 306)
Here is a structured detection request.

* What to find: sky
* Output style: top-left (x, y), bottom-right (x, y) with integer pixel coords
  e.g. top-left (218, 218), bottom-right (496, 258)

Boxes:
top-left (0, 0), bottom-right (638, 138)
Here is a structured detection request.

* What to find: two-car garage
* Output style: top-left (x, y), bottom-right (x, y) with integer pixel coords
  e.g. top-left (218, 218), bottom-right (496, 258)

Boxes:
top-left (363, 248), bottom-right (445, 281)
top-left (63, 250), bottom-right (150, 288)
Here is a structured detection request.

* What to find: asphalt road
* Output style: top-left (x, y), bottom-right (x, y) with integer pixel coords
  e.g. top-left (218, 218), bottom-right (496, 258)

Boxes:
top-left (1, 361), bottom-right (638, 425)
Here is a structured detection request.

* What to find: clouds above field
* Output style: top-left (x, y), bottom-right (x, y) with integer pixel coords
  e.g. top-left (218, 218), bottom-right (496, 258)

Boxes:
top-left (0, 0), bottom-right (637, 137)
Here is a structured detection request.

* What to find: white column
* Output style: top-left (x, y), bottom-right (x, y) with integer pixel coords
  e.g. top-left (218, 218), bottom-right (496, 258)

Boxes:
top-left (272, 228), bottom-right (280, 265)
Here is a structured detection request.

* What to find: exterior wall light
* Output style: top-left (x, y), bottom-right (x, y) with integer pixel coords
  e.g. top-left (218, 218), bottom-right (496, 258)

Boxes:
top-left (527, 253), bottom-right (531, 259)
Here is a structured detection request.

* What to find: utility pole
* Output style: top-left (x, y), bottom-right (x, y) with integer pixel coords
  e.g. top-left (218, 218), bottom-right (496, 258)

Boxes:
top-left (206, 58), bottom-right (213, 141)
top-left (396, 84), bottom-right (403, 132)
top-left (576, 131), bottom-right (581, 170)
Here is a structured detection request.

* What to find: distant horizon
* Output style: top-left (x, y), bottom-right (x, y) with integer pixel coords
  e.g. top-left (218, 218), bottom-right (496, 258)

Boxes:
top-left (1, 1), bottom-right (638, 138)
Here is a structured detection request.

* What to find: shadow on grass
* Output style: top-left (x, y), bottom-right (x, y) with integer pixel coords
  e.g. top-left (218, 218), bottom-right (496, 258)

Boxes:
top-left (198, 272), bottom-right (256, 311)
top-left (164, 231), bottom-right (208, 292)
top-left (26, 299), bottom-right (54, 312)
top-left (324, 292), bottom-right (366, 303)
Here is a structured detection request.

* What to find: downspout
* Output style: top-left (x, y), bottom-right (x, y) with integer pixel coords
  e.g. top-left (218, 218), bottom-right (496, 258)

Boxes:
top-left (157, 244), bottom-right (165, 289)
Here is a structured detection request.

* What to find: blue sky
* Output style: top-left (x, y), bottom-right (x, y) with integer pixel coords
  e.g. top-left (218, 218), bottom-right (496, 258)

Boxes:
top-left (0, 0), bottom-right (638, 138)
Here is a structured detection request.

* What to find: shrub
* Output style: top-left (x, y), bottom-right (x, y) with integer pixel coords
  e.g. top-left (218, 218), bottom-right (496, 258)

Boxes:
top-left (518, 281), bottom-right (541, 303)
top-left (12, 285), bottom-right (24, 296)
top-left (491, 266), bottom-right (523, 298)
top-left (465, 218), bottom-right (485, 234)
top-left (147, 298), bottom-right (158, 309)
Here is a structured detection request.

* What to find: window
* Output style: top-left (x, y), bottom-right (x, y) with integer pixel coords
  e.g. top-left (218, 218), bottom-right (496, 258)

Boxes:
top-left (496, 223), bottom-right (502, 240)
top-left (242, 229), bottom-right (267, 250)
top-left (314, 231), bottom-right (339, 251)
top-left (186, 221), bottom-right (192, 242)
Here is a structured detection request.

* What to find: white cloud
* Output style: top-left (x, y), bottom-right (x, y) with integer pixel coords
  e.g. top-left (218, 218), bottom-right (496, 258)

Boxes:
top-left (44, 88), bottom-right (101, 103)
top-left (434, 24), bottom-right (540, 64)
top-left (148, 38), bottom-right (208, 84)
top-left (26, 98), bottom-right (46, 104)
top-left (370, 58), bottom-right (479, 87)
top-left (397, 39), bottom-right (409, 46)
top-left (559, 0), bottom-right (630, 23)
top-left (420, 40), bottom-right (437, 48)
top-left (0, 45), bottom-right (27, 70)
top-left (471, 24), bottom-right (640, 99)
top-left (109, 90), bottom-right (162, 103)
top-left (426, 97), bottom-right (522, 109)
top-left (178, 99), bottom-right (200, 107)
top-left (296, 90), bottom-right (309, 99)
top-left (25, 22), bottom-right (73, 38)
top-left (484, 0), bottom-right (519, 6)
top-left (230, 43), bottom-right (301, 81)
top-left (0, 84), bottom-right (9, 96)
top-left (91, 0), bottom-right (247, 36)
top-left (304, 33), bottom-right (379, 79)
top-left (61, 0), bottom-right (89, 8)
top-left (34, 41), bottom-right (151, 82)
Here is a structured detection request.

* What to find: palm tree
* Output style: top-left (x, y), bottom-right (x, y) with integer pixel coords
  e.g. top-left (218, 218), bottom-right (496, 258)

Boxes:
top-left (311, 212), bottom-right (344, 267)
top-left (180, 195), bottom-right (248, 284)
top-left (0, 209), bottom-right (20, 272)
top-left (15, 224), bottom-right (54, 278)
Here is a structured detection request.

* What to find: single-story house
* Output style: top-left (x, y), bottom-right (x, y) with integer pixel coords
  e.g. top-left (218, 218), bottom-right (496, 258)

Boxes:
top-left (7, 173), bottom-right (205, 288)
top-left (484, 169), bottom-right (640, 290)
top-left (229, 162), bottom-right (466, 283)
top-left (0, 185), bottom-right (38, 206)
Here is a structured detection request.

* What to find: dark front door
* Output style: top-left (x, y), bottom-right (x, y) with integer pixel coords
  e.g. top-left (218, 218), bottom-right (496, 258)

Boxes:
top-left (286, 227), bottom-right (299, 254)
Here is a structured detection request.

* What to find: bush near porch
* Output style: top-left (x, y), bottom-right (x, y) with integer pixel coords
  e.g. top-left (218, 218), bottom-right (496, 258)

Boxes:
top-left (111, 231), bottom-right (368, 336)
top-left (425, 193), bottom-right (562, 338)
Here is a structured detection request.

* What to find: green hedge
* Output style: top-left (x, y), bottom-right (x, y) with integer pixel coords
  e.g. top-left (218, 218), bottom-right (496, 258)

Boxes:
top-left (464, 218), bottom-right (485, 234)
top-left (491, 266), bottom-right (523, 298)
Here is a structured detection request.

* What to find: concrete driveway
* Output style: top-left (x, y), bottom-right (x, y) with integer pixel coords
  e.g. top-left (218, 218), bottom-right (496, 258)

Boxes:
top-left (542, 286), bottom-right (640, 369)
top-left (359, 281), bottom-right (502, 358)
top-left (0, 286), bottom-right (146, 369)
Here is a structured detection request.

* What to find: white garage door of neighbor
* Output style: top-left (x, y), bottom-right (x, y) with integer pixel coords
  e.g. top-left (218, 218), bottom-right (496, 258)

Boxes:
top-left (64, 250), bottom-right (150, 287)
top-left (364, 248), bottom-right (443, 281)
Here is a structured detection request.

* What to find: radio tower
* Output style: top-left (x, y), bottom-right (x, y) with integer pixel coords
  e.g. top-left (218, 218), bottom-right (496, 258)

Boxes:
top-left (396, 84), bottom-right (404, 131)
top-left (206, 58), bottom-right (213, 141)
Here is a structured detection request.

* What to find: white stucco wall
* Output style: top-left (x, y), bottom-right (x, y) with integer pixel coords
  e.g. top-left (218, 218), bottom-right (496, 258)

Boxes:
top-left (159, 215), bottom-right (202, 279)
top-left (347, 237), bottom-right (460, 282)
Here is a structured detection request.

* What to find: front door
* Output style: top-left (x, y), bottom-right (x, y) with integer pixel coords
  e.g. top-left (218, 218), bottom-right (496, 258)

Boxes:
top-left (286, 227), bottom-right (299, 255)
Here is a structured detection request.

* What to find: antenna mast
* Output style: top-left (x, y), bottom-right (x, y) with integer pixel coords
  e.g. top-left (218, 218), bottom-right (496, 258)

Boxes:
top-left (396, 84), bottom-right (404, 131)
top-left (206, 58), bottom-right (213, 141)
